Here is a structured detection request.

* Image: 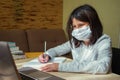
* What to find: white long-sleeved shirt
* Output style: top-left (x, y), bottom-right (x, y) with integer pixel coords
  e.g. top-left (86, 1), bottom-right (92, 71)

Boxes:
top-left (45, 34), bottom-right (112, 74)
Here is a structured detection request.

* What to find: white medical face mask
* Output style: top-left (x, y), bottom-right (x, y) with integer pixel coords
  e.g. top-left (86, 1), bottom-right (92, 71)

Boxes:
top-left (71, 25), bottom-right (91, 41)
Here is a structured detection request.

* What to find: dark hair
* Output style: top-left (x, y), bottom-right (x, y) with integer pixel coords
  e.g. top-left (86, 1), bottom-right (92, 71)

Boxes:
top-left (66, 4), bottom-right (103, 47)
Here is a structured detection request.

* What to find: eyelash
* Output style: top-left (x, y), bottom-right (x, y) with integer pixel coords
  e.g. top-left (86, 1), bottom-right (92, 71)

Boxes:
top-left (72, 25), bottom-right (84, 28)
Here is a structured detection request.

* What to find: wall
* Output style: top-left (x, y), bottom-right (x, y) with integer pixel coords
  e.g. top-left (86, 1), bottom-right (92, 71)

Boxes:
top-left (63, 0), bottom-right (120, 48)
top-left (0, 0), bottom-right (62, 29)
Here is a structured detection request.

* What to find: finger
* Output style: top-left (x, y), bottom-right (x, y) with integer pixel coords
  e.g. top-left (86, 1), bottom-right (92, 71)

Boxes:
top-left (41, 66), bottom-right (52, 72)
top-left (44, 56), bottom-right (49, 62)
top-left (40, 60), bottom-right (45, 63)
top-left (41, 63), bottom-right (54, 72)
top-left (40, 66), bottom-right (49, 71)
top-left (41, 54), bottom-right (49, 63)
top-left (43, 68), bottom-right (52, 72)
top-left (38, 54), bottom-right (46, 63)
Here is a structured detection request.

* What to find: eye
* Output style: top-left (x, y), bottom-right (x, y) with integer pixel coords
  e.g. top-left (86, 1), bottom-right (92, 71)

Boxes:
top-left (78, 24), bottom-right (85, 28)
top-left (72, 25), bottom-right (76, 28)
top-left (72, 25), bottom-right (78, 29)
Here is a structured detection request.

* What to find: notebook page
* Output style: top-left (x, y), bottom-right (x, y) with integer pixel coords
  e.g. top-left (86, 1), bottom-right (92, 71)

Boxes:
top-left (22, 57), bottom-right (66, 69)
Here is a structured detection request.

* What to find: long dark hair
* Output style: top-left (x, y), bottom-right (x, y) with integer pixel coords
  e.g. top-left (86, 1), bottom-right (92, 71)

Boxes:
top-left (66, 4), bottom-right (103, 47)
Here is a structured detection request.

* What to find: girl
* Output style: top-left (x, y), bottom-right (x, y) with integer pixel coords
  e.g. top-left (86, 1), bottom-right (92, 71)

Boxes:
top-left (38, 4), bottom-right (112, 74)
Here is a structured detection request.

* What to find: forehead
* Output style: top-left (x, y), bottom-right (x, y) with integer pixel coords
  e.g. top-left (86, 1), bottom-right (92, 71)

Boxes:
top-left (72, 18), bottom-right (89, 25)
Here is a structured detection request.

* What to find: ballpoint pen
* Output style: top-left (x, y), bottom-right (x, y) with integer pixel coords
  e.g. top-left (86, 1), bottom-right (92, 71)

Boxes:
top-left (44, 41), bottom-right (46, 52)
top-left (43, 41), bottom-right (47, 61)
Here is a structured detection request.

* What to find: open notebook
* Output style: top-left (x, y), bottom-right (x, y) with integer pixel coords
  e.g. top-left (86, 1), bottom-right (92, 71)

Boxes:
top-left (22, 57), bottom-right (66, 69)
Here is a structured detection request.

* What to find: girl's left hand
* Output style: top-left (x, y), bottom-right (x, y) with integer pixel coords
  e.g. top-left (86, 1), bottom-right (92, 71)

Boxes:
top-left (40, 63), bottom-right (59, 72)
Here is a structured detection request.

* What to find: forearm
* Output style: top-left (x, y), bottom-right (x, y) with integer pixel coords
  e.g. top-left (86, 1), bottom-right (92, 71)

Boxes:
top-left (58, 57), bottom-right (111, 74)
top-left (45, 41), bottom-right (71, 58)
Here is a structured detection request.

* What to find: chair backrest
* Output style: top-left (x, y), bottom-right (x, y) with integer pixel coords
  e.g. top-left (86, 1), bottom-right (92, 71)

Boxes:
top-left (26, 29), bottom-right (67, 52)
top-left (0, 29), bottom-right (29, 52)
top-left (112, 47), bottom-right (120, 75)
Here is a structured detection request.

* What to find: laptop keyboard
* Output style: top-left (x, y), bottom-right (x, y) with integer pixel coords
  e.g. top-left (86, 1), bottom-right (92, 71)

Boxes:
top-left (18, 67), bottom-right (65, 80)
top-left (19, 67), bottom-right (52, 80)
top-left (19, 72), bottom-right (35, 80)
top-left (21, 69), bottom-right (52, 77)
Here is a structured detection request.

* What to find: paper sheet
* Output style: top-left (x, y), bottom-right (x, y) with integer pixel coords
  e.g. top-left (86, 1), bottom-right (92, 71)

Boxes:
top-left (22, 57), bottom-right (66, 69)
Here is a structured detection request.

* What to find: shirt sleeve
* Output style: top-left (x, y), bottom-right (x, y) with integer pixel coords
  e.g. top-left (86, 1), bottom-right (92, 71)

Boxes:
top-left (58, 37), bottom-right (112, 74)
top-left (45, 41), bottom-right (71, 58)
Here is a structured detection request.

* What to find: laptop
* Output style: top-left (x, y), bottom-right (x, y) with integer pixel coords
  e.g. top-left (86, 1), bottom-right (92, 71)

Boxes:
top-left (0, 41), bottom-right (65, 80)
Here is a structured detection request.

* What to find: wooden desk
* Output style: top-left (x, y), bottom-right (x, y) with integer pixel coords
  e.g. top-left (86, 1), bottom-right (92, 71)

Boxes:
top-left (15, 53), bottom-right (120, 80)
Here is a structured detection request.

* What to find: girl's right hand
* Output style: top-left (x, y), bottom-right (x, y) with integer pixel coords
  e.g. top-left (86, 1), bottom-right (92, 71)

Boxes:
top-left (38, 54), bottom-right (50, 63)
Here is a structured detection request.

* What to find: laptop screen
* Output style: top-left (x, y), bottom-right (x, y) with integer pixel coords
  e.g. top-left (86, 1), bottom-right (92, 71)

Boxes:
top-left (0, 41), bottom-right (21, 80)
